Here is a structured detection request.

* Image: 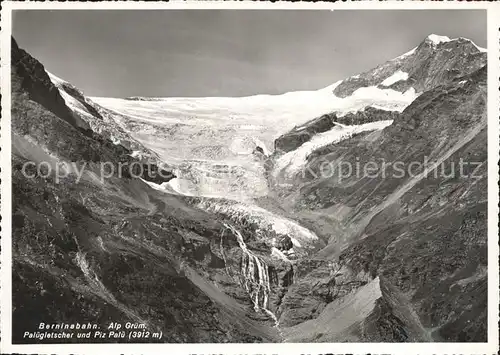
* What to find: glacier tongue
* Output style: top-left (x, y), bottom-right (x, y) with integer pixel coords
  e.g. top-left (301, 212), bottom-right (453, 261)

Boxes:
top-left (198, 199), bottom-right (319, 249)
top-left (88, 72), bottom-right (420, 205)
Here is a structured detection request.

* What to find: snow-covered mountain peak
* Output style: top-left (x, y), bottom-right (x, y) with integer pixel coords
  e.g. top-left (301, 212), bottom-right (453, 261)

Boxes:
top-left (332, 33), bottom-right (486, 99)
top-left (424, 34), bottom-right (486, 52)
top-left (426, 34), bottom-right (452, 45)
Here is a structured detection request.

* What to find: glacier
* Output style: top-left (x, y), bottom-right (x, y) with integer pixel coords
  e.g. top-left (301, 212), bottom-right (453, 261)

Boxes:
top-left (88, 78), bottom-right (418, 203)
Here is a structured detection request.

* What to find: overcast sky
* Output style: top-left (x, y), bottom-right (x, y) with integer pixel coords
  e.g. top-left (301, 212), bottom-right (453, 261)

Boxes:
top-left (13, 10), bottom-right (486, 98)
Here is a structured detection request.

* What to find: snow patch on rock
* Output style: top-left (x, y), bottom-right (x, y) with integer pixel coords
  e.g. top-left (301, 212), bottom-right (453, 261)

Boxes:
top-left (274, 120), bottom-right (394, 180)
top-left (110, 135), bottom-right (121, 145)
top-left (48, 71), bottom-right (95, 120)
top-left (381, 70), bottom-right (409, 87)
top-left (394, 47), bottom-right (417, 60)
top-left (426, 34), bottom-right (451, 45)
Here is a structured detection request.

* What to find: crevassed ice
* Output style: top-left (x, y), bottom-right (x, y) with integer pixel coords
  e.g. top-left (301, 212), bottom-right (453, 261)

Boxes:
top-left (50, 67), bottom-right (417, 203)
top-left (93, 84), bottom-right (417, 202)
top-left (91, 82), bottom-right (417, 159)
top-left (198, 199), bottom-right (319, 246)
top-left (170, 160), bottom-right (269, 201)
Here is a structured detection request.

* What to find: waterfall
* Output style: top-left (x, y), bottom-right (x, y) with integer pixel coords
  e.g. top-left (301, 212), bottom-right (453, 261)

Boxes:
top-left (223, 223), bottom-right (279, 326)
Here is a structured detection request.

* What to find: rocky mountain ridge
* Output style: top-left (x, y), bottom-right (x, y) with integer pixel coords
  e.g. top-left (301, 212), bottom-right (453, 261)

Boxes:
top-left (332, 34), bottom-right (486, 98)
top-left (274, 34), bottom-right (486, 157)
top-left (269, 50), bottom-right (487, 340)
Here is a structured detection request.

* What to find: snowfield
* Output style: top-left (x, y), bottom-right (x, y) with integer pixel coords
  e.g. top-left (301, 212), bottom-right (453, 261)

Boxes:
top-left (273, 120), bottom-right (394, 181)
top-left (85, 74), bottom-right (417, 202)
top-left (90, 83), bottom-right (417, 162)
top-left (381, 70), bottom-right (409, 87)
top-left (48, 48), bottom-right (428, 202)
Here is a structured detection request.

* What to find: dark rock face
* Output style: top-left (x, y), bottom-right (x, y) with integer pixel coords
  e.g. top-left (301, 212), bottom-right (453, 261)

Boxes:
top-left (274, 114), bottom-right (337, 153)
top-left (274, 107), bottom-right (403, 154)
top-left (11, 37), bottom-right (90, 133)
top-left (12, 158), bottom-right (276, 343)
top-left (11, 38), bottom-right (175, 186)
